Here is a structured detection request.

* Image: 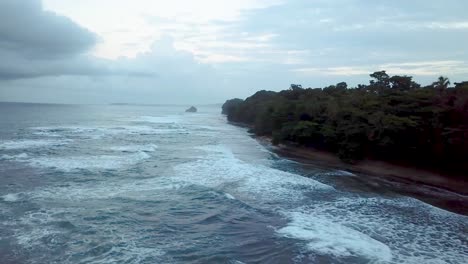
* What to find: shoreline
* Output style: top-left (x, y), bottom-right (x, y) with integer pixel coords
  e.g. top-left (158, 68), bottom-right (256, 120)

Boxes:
top-left (257, 136), bottom-right (468, 194)
top-left (256, 136), bottom-right (468, 215)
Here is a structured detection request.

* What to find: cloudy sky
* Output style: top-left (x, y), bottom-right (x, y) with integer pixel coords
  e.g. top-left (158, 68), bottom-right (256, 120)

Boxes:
top-left (1, 0), bottom-right (467, 104)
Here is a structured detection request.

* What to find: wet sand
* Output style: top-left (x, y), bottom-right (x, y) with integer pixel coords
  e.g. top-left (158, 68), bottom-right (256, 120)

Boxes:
top-left (257, 137), bottom-right (468, 215)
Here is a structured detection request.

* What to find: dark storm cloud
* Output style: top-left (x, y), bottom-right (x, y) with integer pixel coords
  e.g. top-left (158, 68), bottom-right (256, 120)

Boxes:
top-left (0, 0), bottom-right (105, 79)
top-left (0, 48), bottom-right (157, 80)
top-left (0, 0), bottom-right (96, 58)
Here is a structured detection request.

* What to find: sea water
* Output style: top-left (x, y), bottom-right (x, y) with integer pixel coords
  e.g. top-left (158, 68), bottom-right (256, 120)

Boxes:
top-left (0, 102), bottom-right (466, 263)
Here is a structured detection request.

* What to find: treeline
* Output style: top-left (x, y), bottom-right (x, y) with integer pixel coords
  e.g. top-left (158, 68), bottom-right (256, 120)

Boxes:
top-left (222, 71), bottom-right (468, 175)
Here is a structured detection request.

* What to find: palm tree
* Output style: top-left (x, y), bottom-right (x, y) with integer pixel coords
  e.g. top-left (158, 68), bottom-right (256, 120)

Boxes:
top-left (433, 76), bottom-right (450, 92)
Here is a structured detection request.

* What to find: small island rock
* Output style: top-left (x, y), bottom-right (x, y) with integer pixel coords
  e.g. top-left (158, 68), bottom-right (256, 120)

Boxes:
top-left (186, 106), bottom-right (197, 113)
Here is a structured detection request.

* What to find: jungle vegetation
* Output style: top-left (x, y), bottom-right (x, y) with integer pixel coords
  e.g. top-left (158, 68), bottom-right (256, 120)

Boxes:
top-left (222, 71), bottom-right (468, 175)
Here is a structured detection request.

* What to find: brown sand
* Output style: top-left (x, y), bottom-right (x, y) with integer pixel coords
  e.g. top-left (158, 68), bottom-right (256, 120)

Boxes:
top-left (256, 137), bottom-right (468, 195)
top-left (257, 138), bottom-right (468, 215)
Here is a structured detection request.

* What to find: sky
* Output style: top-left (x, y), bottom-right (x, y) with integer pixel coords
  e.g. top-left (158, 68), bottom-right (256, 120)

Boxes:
top-left (0, 0), bottom-right (467, 104)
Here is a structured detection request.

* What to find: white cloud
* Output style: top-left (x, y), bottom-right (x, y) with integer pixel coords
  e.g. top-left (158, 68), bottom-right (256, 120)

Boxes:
top-left (3, 0), bottom-right (468, 104)
top-left (381, 61), bottom-right (468, 76)
top-left (293, 67), bottom-right (369, 76)
top-left (424, 21), bottom-right (468, 30)
top-left (43, 0), bottom-right (283, 60)
top-left (293, 60), bottom-right (468, 77)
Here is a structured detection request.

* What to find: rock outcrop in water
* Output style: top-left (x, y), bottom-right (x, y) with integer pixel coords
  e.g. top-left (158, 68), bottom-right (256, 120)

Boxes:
top-left (185, 106), bottom-right (197, 113)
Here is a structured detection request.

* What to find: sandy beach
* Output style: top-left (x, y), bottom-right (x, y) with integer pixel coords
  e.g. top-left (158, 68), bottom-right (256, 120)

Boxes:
top-left (256, 137), bottom-right (468, 215)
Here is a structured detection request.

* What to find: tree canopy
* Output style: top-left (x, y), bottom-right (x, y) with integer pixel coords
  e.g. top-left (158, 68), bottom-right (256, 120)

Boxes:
top-left (222, 72), bottom-right (468, 176)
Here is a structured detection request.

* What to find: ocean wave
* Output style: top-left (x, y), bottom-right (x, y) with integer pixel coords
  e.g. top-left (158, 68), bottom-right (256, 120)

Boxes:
top-left (194, 145), bottom-right (235, 157)
top-left (181, 144), bottom-right (467, 264)
top-left (1, 153), bottom-right (29, 160)
top-left (1, 193), bottom-right (21, 202)
top-left (132, 115), bottom-right (182, 124)
top-left (277, 211), bottom-right (392, 261)
top-left (28, 152), bottom-right (151, 172)
top-left (30, 125), bottom-right (188, 139)
top-left (108, 126), bottom-right (188, 135)
top-left (3, 174), bottom-right (195, 208)
top-left (109, 144), bottom-right (158, 153)
top-left (320, 170), bottom-right (356, 177)
top-left (11, 208), bottom-right (166, 263)
top-left (173, 145), bottom-right (333, 204)
top-left (277, 196), bottom-right (468, 264)
top-left (32, 131), bottom-right (62, 137)
top-left (224, 193), bottom-right (236, 200)
top-left (0, 139), bottom-right (71, 150)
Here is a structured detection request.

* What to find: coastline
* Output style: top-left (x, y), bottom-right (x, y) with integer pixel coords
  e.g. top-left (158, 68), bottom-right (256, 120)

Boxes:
top-left (256, 136), bottom-right (468, 215)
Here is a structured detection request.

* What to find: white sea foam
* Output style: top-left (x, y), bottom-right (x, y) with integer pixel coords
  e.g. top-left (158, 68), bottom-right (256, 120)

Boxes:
top-left (133, 115), bottom-right (182, 124)
top-left (77, 242), bottom-right (165, 264)
top-left (195, 141), bottom-right (277, 166)
top-left (321, 170), bottom-right (356, 177)
top-left (224, 193), bottom-right (236, 200)
top-left (12, 207), bottom-right (166, 263)
top-left (2, 193), bottom-right (20, 202)
top-left (1, 153), bottom-right (29, 160)
top-left (136, 128), bottom-right (189, 135)
top-left (32, 131), bottom-right (62, 137)
top-left (194, 145), bottom-right (235, 158)
top-left (277, 196), bottom-right (468, 264)
top-left (0, 139), bottom-right (70, 150)
top-left (31, 125), bottom-right (187, 139)
top-left (110, 144), bottom-right (158, 153)
top-left (31, 126), bottom-right (98, 134)
top-left (16, 176), bottom-right (182, 203)
top-left (106, 126), bottom-right (156, 135)
top-left (108, 126), bottom-right (187, 135)
top-left (192, 125), bottom-right (233, 132)
top-left (15, 225), bottom-right (63, 248)
top-left (277, 211), bottom-right (393, 261)
top-left (5, 123), bottom-right (465, 264)
top-left (29, 152), bottom-right (151, 172)
top-left (335, 170), bottom-right (355, 176)
top-left (186, 145), bottom-right (468, 264)
top-left (173, 145), bottom-right (333, 203)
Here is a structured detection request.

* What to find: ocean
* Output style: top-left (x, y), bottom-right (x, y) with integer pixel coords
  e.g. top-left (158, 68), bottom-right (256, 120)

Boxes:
top-left (0, 102), bottom-right (466, 263)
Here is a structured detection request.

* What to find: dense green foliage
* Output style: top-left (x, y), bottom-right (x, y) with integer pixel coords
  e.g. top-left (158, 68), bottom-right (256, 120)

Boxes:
top-left (222, 71), bottom-right (468, 174)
